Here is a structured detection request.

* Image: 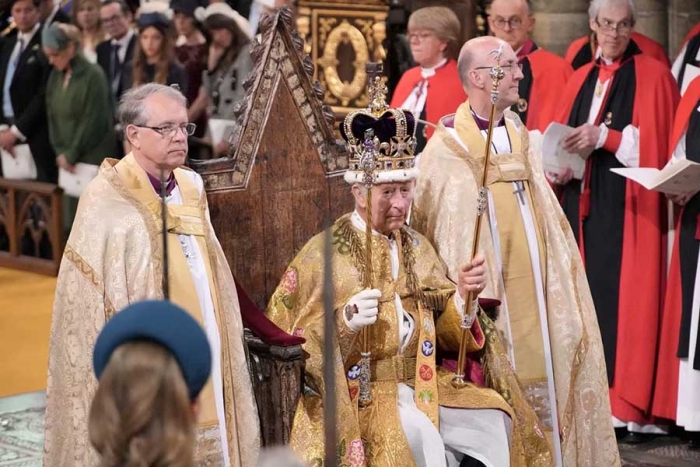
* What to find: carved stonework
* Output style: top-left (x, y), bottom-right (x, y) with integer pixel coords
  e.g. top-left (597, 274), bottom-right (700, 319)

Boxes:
top-left (296, 1), bottom-right (389, 116)
top-left (0, 179), bottom-right (64, 275)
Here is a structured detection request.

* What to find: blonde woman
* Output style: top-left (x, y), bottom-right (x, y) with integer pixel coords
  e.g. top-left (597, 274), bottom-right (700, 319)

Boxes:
top-left (89, 300), bottom-right (212, 467)
top-left (71, 0), bottom-right (105, 63)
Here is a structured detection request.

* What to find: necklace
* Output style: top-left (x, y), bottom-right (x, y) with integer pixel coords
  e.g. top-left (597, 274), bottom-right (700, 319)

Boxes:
top-left (595, 81), bottom-right (604, 98)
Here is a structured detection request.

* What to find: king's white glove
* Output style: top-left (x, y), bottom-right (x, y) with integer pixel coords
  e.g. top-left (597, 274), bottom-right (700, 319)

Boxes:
top-left (342, 289), bottom-right (381, 333)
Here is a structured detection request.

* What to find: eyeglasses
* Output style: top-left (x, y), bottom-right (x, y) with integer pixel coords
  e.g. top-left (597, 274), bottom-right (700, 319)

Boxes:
top-left (595, 18), bottom-right (634, 36)
top-left (135, 123), bottom-right (196, 138)
top-left (407, 31), bottom-right (436, 42)
top-left (490, 16), bottom-right (524, 30)
top-left (100, 14), bottom-right (123, 24)
top-left (473, 62), bottom-right (523, 76)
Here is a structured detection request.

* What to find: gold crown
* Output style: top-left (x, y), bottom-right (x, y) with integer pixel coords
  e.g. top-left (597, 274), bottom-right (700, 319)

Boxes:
top-left (341, 63), bottom-right (418, 185)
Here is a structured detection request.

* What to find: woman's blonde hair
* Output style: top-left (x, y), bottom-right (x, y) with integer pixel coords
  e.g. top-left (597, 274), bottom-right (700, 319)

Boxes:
top-left (408, 6), bottom-right (462, 60)
top-left (71, 0), bottom-right (106, 42)
top-left (133, 25), bottom-right (175, 86)
top-left (88, 341), bottom-right (196, 467)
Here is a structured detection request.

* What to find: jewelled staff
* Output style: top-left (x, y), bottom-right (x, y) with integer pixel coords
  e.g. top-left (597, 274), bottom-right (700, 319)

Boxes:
top-left (452, 45), bottom-right (506, 388)
top-left (357, 62), bottom-right (385, 408)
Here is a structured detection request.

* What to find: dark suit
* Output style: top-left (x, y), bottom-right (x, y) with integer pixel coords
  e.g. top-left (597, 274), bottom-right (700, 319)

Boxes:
top-left (95, 33), bottom-right (137, 107)
top-left (0, 28), bottom-right (57, 183)
top-left (47, 7), bottom-right (70, 26)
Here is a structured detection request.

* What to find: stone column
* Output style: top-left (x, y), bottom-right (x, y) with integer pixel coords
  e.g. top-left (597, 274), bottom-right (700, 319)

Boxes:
top-left (669, 0), bottom-right (700, 58)
top-left (634, 0), bottom-right (668, 52)
top-left (530, 0), bottom-right (590, 56)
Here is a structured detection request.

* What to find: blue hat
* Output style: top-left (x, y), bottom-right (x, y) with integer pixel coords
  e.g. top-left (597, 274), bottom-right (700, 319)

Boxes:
top-left (93, 300), bottom-right (212, 400)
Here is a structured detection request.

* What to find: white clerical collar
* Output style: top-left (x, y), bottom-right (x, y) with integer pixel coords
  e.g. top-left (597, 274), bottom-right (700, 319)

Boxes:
top-left (351, 210), bottom-right (393, 241)
top-left (594, 46), bottom-right (616, 65)
top-left (111, 28), bottom-right (134, 49)
top-left (421, 57), bottom-right (448, 79)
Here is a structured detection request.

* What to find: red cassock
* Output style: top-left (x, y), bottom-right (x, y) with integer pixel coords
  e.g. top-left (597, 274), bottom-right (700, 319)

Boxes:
top-left (556, 52), bottom-right (680, 423)
top-left (565, 32), bottom-right (671, 70)
top-left (653, 77), bottom-right (700, 420)
top-left (390, 58), bottom-right (466, 140)
top-left (521, 48), bottom-right (574, 132)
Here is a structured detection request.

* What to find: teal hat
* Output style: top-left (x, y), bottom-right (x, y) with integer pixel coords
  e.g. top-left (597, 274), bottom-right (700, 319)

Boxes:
top-left (92, 300), bottom-right (212, 400)
top-left (42, 23), bottom-right (71, 51)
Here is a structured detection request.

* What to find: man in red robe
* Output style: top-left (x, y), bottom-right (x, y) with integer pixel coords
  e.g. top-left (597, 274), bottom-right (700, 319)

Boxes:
top-left (657, 76), bottom-right (700, 447)
top-left (672, 22), bottom-right (700, 89)
top-left (487, 0), bottom-right (573, 132)
top-left (566, 13), bottom-right (670, 71)
top-left (551, 0), bottom-right (680, 439)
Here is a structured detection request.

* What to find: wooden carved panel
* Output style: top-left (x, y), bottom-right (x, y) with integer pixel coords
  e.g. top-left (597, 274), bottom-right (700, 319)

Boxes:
top-left (0, 179), bottom-right (64, 275)
top-left (190, 8), bottom-right (354, 309)
top-left (297, 1), bottom-right (389, 117)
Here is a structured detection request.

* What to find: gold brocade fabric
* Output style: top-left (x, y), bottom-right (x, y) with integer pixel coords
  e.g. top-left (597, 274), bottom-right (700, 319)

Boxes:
top-left (266, 214), bottom-right (552, 467)
top-left (412, 103), bottom-right (621, 467)
top-left (44, 154), bottom-right (261, 467)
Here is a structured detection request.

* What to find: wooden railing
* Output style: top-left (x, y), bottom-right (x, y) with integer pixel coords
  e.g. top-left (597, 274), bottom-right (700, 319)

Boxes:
top-left (0, 178), bottom-right (64, 276)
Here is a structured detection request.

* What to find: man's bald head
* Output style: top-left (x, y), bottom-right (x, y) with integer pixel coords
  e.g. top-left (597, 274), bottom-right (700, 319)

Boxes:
top-left (457, 36), bottom-right (512, 87)
top-left (457, 36), bottom-right (522, 111)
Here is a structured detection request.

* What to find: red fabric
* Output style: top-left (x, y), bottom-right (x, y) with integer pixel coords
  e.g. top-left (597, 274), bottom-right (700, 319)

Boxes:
top-left (526, 48), bottom-right (574, 132)
top-left (653, 79), bottom-right (700, 420)
top-left (516, 39), bottom-right (536, 62)
top-left (234, 278), bottom-right (306, 346)
top-left (678, 22), bottom-right (700, 57)
top-left (565, 33), bottom-right (671, 68)
top-left (555, 55), bottom-right (680, 422)
top-left (564, 36), bottom-right (591, 65)
top-left (603, 129), bottom-right (622, 153)
top-left (390, 59), bottom-right (466, 139)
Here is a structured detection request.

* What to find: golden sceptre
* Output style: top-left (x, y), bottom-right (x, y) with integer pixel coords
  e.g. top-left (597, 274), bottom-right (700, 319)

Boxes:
top-left (357, 62), bottom-right (386, 408)
top-left (452, 46), bottom-right (506, 388)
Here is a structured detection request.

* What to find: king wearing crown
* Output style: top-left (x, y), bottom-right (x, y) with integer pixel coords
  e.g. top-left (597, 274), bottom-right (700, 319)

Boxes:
top-left (266, 65), bottom-right (552, 467)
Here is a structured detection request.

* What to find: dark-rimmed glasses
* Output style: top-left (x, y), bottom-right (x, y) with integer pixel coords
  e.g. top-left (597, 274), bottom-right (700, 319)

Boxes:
top-left (134, 123), bottom-right (197, 138)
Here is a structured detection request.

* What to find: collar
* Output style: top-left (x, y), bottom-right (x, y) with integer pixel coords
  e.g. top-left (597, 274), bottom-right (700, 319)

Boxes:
top-left (420, 57), bottom-right (448, 79)
top-left (18, 23), bottom-right (40, 45)
top-left (470, 108), bottom-right (505, 130)
top-left (111, 28), bottom-right (134, 48)
top-left (515, 39), bottom-right (535, 62)
top-left (146, 171), bottom-right (177, 196)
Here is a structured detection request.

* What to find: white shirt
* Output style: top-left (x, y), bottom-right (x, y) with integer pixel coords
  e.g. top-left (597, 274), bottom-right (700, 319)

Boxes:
top-left (2, 23), bottom-right (40, 139)
top-left (111, 29), bottom-right (135, 65)
top-left (399, 58), bottom-right (448, 118)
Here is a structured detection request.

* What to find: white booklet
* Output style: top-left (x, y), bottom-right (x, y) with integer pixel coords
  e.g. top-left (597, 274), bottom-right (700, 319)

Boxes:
top-left (0, 144), bottom-right (36, 180)
top-left (208, 118), bottom-right (237, 147)
top-left (541, 122), bottom-right (588, 180)
top-left (610, 159), bottom-right (700, 195)
top-left (59, 163), bottom-right (99, 197)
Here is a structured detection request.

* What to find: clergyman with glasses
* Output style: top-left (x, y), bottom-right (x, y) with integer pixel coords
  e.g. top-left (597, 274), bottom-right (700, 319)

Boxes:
top-left (412, 35), bottom-right (620, 466)
top-left (564, 0), bottom-right (669, 69)
top-left (487, 0), bottom-right (572, 132)
top-left (44, 83), bottom-right (262, 467)
top-left (551, 0), bottom-right (681, 442)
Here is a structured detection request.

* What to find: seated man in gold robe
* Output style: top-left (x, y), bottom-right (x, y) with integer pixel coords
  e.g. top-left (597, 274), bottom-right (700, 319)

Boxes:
top-left (266, 76), bottom-right (552, 467)
top-left (411, 36), bottom-right (619, 466)
top-left (44, 83), bottom-right (260, 466)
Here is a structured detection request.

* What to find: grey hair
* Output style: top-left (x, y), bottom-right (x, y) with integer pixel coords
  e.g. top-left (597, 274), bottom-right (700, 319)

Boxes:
top-left (588, 0), bottom-right (636, 23)
top-left (117, 83), bottom-right (187, 127)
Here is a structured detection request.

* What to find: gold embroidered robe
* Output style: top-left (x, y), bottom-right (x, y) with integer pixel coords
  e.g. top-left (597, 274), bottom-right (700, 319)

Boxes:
top-left (412, 103), bottom-right (620, 466)
top-left (266, 214), bottom-right (552, 467)
top-left (44, 154), bottom-right (260, 466)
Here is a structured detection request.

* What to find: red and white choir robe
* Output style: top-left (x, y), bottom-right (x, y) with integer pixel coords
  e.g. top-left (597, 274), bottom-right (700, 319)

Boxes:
top-left (391, 58), bottom-right (466, 153)
top-left (672, 22), bottom-right (700, 90)
top-left (512, 39), bottom-right (573, 133)
top-left (656, 77), bottom-right (700, 430)
top-left (565, 32), bottom-right (670, 70)
top-left (555, 41), bottom-right (680, 429)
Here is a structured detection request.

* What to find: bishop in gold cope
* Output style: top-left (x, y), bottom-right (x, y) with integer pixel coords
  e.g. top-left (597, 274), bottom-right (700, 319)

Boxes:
top-left (266, 65), bottom-right (552, 467)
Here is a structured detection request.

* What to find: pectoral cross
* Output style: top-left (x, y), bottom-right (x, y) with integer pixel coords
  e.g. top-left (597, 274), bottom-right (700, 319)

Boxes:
top-left (513, 181), bottom-right (527, 205)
